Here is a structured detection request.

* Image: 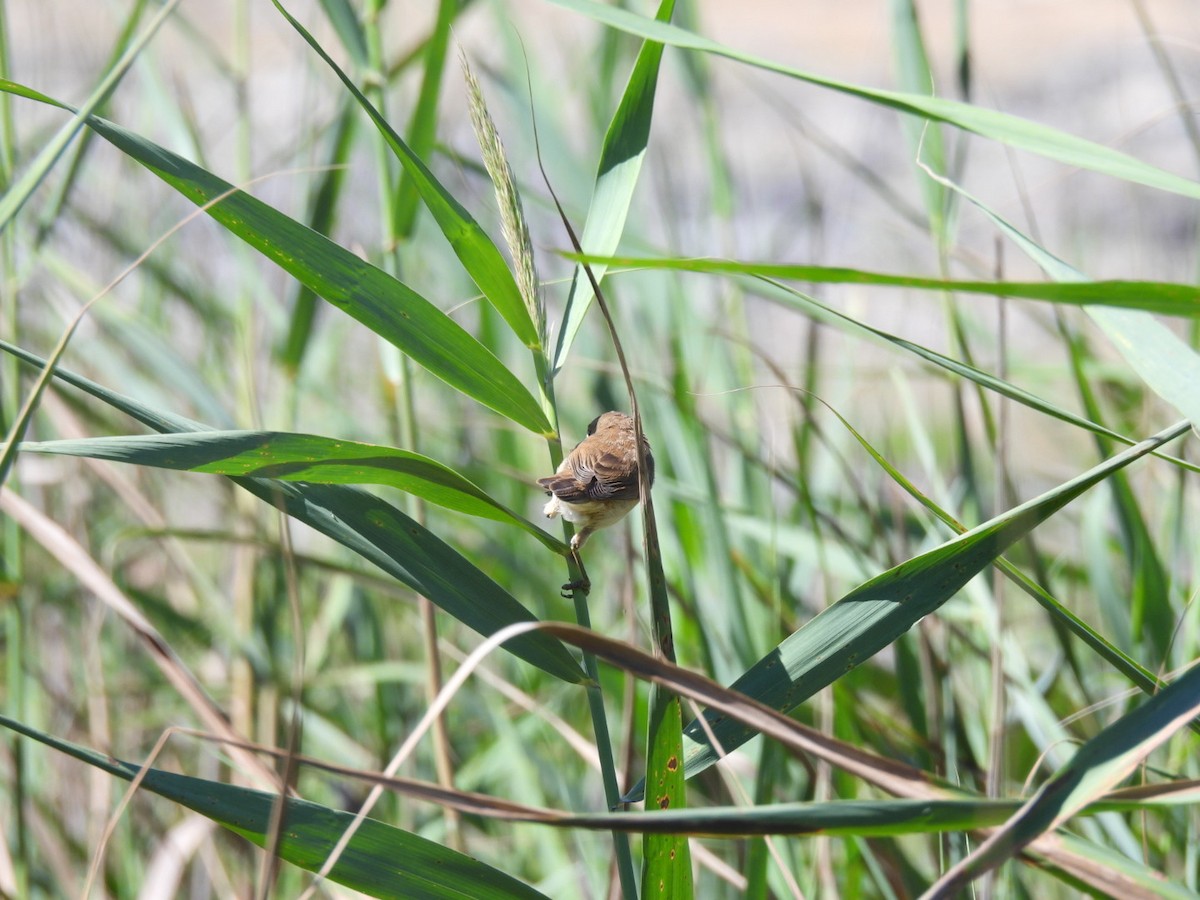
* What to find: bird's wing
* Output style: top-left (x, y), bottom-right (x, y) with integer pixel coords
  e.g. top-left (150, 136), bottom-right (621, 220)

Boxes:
top-left (586, 451), bottom-right (640, 500)
top-left (537, 451), bottom-right (640, 503)
top-left (536, 473), bottom-right (590, 502)
top-left (537, 454), bottom-right (578, 497)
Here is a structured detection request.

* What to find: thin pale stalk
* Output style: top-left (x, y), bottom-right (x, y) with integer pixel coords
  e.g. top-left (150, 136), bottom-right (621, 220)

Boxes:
top-left (471, 55), bottom-right (639, 896)
top-left (0, 1), bottom-right (27, 890)
top-left (534, 141), bottom-right (689, 894)
top-left (983, 271), bottom-right (1009, 900)
top-left (537, 374), bottom-right (635, 898)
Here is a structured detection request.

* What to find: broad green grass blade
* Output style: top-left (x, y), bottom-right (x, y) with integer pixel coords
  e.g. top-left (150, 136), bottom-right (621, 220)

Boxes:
top-left (0, 341), bottom-right (582, 683)
top-left (674, 420), bottom-right (1188, 784)
top-left (271, 1), bottom-right (540, 352)
top-left (0, 80), bottom-right (551, 437)
top-left (549, 0), bottom-right (1200, 201)
top-left (641, 690), bottom-right (691, 898)
top-left (640, 365), bottom-right (690, 896)
top-left (563, 254), bottom-right (1200, 316)
top-left (22, 431), bottom-right (565, 552)
top-left (552, 0), bottom-right (676, 374)
top-left (924, 661), bottom-right (1200, 897)
top-left (825, 403), bottom-right (1179, 710)
top-left (0, 0), bottom-right (175, 231)
top-left (0, 714), bottom-right (551, 900)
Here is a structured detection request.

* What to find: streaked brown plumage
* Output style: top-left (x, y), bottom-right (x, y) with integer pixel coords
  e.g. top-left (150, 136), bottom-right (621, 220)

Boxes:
top-left (538, 411), bottom-right (654, 550)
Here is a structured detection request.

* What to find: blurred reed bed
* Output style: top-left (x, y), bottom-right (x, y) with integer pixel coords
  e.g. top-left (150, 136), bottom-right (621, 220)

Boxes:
top-left (2, 1), bottom-right (1200, 897)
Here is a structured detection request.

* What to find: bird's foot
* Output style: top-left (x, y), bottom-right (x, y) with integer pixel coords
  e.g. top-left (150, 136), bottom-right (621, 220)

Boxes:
top-left (560, 576), bottom-right (591, 599)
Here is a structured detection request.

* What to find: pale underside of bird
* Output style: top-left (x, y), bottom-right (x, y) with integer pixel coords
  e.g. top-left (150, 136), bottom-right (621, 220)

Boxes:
top-left (538, 411), bottom-right (654, 551)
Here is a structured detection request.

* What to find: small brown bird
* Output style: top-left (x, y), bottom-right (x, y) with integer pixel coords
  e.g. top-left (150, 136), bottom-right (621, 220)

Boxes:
top-left (538, 411), bottom-right (654, 551)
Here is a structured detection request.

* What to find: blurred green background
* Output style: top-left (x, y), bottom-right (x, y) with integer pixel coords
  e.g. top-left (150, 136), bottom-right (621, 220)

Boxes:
top-left (2, 1), bottom-right (1200, 897)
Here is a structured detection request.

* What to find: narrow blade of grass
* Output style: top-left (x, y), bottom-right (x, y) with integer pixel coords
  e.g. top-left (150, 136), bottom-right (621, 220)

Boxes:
top-left (562, 254), bottom-right (1200, 316)
top-left (921, 165), bottom-right (1200, 431)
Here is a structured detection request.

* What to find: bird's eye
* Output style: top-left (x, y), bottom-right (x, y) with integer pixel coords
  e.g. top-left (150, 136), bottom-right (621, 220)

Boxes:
top-left (586, 415), bottom-right (601, 435)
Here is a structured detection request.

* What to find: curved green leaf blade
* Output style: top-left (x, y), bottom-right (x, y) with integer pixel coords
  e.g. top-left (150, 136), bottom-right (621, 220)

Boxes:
top-left (270, 1), bottom-right (540, 351)
top-left (0, 79), bottom-right (551, 437)
top-left (0, 714), bottom-right (551, 900)
top-left (0, 341), bottom-right (582, 683)
top-left (22, 431), bottom-right (565, 552)
top-left (550, 0), bottom-right (1200, 200)
top-left (823, 404), bottom-right (1178, 712)
top-left (670, 420), bottom-right (1188, 788)
top-left (552, 0), bottom-right (676, 373)
top-left (925, 661), bottom-right (1200, 897)
top-left (547, 797), bottom-right (1020, 837)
